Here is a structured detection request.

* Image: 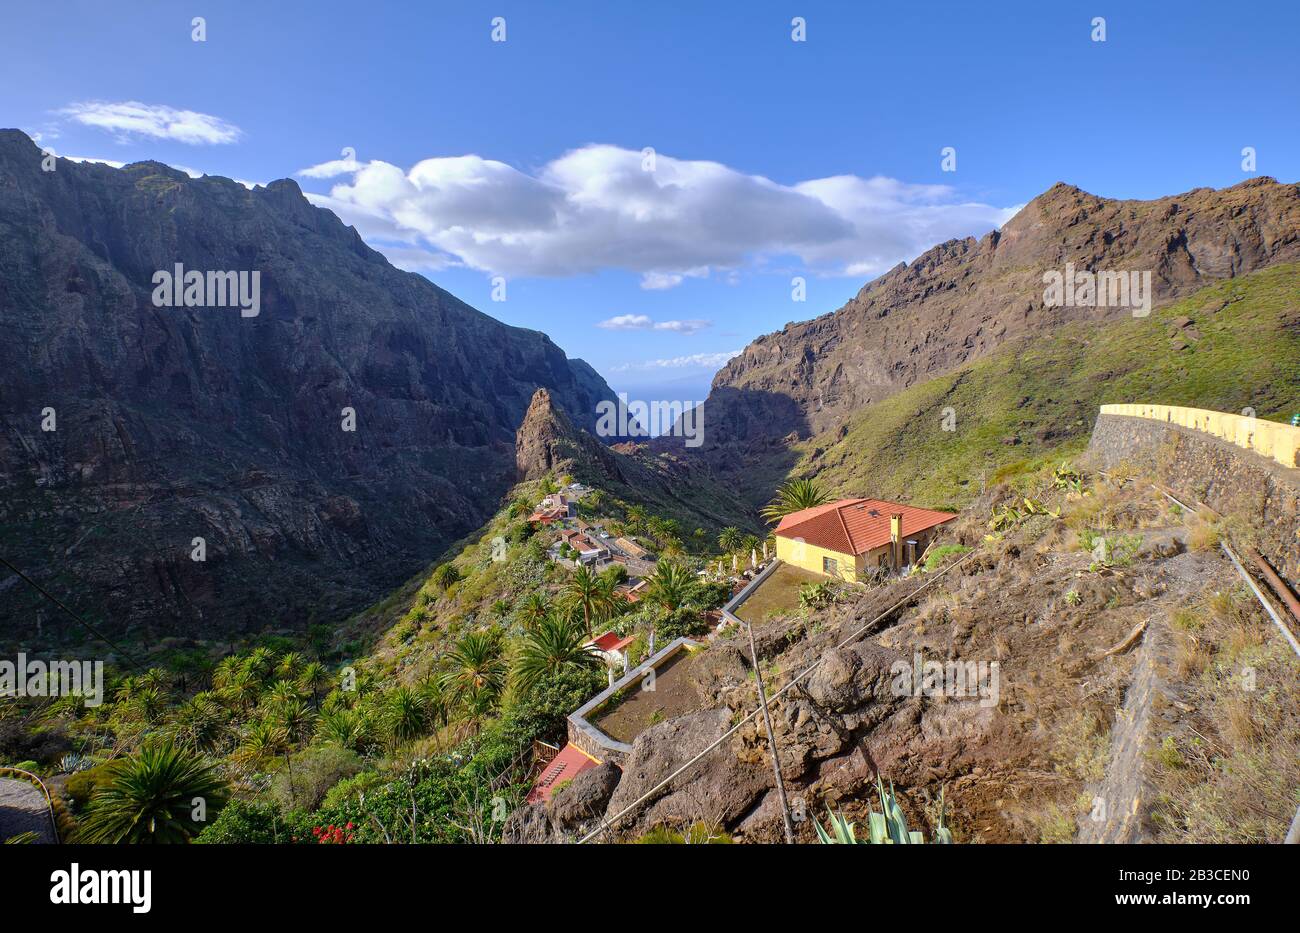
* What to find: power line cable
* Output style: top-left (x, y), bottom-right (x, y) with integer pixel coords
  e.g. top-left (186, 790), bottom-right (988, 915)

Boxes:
top-left (0, 554), bottom-right (143, 670)
top-left (578, 548), bottom-right (979, 843)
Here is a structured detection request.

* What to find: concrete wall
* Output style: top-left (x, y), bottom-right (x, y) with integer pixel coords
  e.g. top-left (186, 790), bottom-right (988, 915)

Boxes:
top-left (1087, 412), bottom-right (1300, 586)
top-left (566, 636), bottom-right (702, 767)
top-left (1100, 404), bottom-right (1300, 470)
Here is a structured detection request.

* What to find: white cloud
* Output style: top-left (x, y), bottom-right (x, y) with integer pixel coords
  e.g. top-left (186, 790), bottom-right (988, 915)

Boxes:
top-left (596, 314), bottom-right (712, 334)
top-left (653, 319), bottom-right (711, 334)
top-left (295, 145), bottom-right (1017, 287)
top-left (297, 154), bottom-right (362, 179)
top-left (598, 314), bottom-right (654, 331)
top-left (612, 350), bottom-right (741, 372)
top-left (59, 101), bottom-right (242, 145)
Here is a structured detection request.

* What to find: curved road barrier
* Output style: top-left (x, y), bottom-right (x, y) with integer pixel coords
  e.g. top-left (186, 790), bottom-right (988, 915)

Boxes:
top-left (1100, 403), bottom-right (1300, 469)
top-left (0, 767), bottom-right (60, 844)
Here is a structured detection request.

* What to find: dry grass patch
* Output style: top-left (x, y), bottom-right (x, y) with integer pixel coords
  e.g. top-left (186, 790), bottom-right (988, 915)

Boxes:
top-left (1151, 587), bottom-right (1300, 843)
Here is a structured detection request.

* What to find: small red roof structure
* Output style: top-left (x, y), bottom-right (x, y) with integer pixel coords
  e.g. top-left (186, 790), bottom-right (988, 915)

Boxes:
top-left (526, 743), bottom-right (600, 804)
top-left (590, 631), bottom-right (636, 654)
top-left (620, 580), bottom-right (648, 603)
top-left (774, 499), bottom-right (956, 556)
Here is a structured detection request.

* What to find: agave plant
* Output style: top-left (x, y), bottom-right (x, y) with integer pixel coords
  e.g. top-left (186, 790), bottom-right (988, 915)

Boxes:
top-left (58, 752), bottom-right (94, 774)
top-left (816, 777), bottom-right (954, 844)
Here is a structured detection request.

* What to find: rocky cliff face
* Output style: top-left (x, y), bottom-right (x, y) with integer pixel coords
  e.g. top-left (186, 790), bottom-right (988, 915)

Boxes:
top-left (514, 387), bottom-right (763, 533)
top-left (515, 388), bottom-right (626, 484)
top-left (697, 178), bottom-right (1300, 452)
top-left (0, 129), bottom-right (618, 643)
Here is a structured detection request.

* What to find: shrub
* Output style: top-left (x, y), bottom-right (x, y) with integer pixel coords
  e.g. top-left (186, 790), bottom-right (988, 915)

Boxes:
top-left (431, 564), bottom-right (462, 592)
top-left (656, 606), bottom-right (708, 641)
top-left (196, 799), bottom-right (294, 844)
top-left (63, 762), bottom-right (116, 811)
top-left (321, 770), bottom-right (388, 811)
top-left (270, 746), bottom-right (364, 811)
top-left (922, 543), bottom-right (971, 572)
top-left (500, 665), bottom-right (605, 749)
top-left (688, 580), bottom-right (731, 610)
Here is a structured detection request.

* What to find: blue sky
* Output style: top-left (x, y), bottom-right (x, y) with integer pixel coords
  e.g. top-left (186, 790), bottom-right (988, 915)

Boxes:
top-left (3, 0), bottom-right (1297, 405)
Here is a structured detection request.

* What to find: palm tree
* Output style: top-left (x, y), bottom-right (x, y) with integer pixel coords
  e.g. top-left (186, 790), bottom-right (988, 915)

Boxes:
top-left (220, 667), bottom-right (261, 712)
top-left (517, 592), bottom-right (551, 629)
top-left (245, 647), bottom-right (279, 683)
top-left (316, 707), bottom-right (373, 753)
top-left (646, 561), bottom-right (695, 612)
top-left (276, 652), bottom-right (303, 682)
top-left (297, 661), bottom-right (330, 707)
top-left (431, 563), bottom-right (461, 592)
top-left (211, 655), bottom-right (242, 692)
top-left (79, 741), bottom-right (227, 844)
top-left (263, 679), bottom-right (302, 709)
top-left (234, 719), bottom-right (290, 778)
top-left (760, 478), bottom-right (832, 523)
top-left (559, 565), bottom-right (617, 635)
top-left (273, 697), bottom-right (314, 746)
top-left (168, 693), bottom-right (227, 753)
top-left (126, 685), bottom-right (168, 725)
top-left (718, 526), bottom-right (743, 554)
top-left (513, 616), bottom-right (602, 694)
top-left (384, 681), bottom-right (446, 748)
top-left (438, 630), bottom-right (509, 712)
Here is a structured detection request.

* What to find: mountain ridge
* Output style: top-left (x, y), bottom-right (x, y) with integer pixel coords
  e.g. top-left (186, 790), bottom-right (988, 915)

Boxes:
top-left (0, 129), bottom-right (621, 642)
top-left (692, 175), bottom-right (1300, 468)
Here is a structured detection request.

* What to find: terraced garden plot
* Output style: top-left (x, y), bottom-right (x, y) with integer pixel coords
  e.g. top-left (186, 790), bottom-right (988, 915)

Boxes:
top-left (732, 563), bottom-right (825, 626)
top-left (590, 650), bottom-right (705, 743)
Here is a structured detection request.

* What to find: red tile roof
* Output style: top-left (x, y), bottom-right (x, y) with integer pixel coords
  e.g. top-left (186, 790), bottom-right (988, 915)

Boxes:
top-left (526, 743), bottom-right (600, 804)
top-left (590, 631), bottom-right (636, 653)
top-left (774, 499), bottom-right (956, 556)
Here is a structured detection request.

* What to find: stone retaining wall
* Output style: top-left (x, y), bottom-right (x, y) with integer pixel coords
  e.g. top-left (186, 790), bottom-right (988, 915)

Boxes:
top-left (1086, 413), bottom-right (1300, 586)
top-left (566, 636), bottom-right (701, 766)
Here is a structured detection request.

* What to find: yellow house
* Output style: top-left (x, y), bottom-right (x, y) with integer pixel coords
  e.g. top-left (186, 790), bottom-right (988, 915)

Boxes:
top-left (773, 499), bottom-right (957, 582)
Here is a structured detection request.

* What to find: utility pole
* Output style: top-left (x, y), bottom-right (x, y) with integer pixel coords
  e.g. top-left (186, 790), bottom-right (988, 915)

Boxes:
top-left (745, 619), bottom-right (796, 844)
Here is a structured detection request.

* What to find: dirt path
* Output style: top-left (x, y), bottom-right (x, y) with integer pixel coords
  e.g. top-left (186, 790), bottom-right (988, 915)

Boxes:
top-left (0, 776), bottom-right (56, 844)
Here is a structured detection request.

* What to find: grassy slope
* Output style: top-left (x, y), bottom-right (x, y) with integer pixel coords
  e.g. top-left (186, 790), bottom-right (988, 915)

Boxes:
top-left (794, 263), bottom-right (1300, 510)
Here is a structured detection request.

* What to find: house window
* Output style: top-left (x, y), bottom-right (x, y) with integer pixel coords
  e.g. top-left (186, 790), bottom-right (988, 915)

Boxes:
top-left (822, 556), bottom-right (838, 576)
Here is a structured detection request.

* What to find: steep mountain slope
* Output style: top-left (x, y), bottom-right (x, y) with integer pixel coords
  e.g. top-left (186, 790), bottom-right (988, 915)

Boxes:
top-left (0, 129), bottom-right (619, 644)
top-left (696, 178), bottom-right (1300, 475)
top-left (790, 264), bottom-right (1300, 510)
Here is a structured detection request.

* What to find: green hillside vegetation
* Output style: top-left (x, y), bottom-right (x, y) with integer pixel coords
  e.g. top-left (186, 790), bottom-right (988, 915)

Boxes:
top-left (2, 471), bottom-right (742, 843)
top-left (793, 263), bottom-right (1300, 510)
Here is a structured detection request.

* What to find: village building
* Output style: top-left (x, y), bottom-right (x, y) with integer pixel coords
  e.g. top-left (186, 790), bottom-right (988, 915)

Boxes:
top-left (525, 743), bottom-right (600, 804)
top-left (617, 579), bottom-right (648, 603)
top-left (773, 498), bottom-right (956, 582)
top-left (587, 630), bottom-right (636, 668)
top-left (552, 528), bottom-right (610, 565)
top-left (613, 536), bottom-right (649, 560)
top-left (528, 492), bottom-right (577, 525)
